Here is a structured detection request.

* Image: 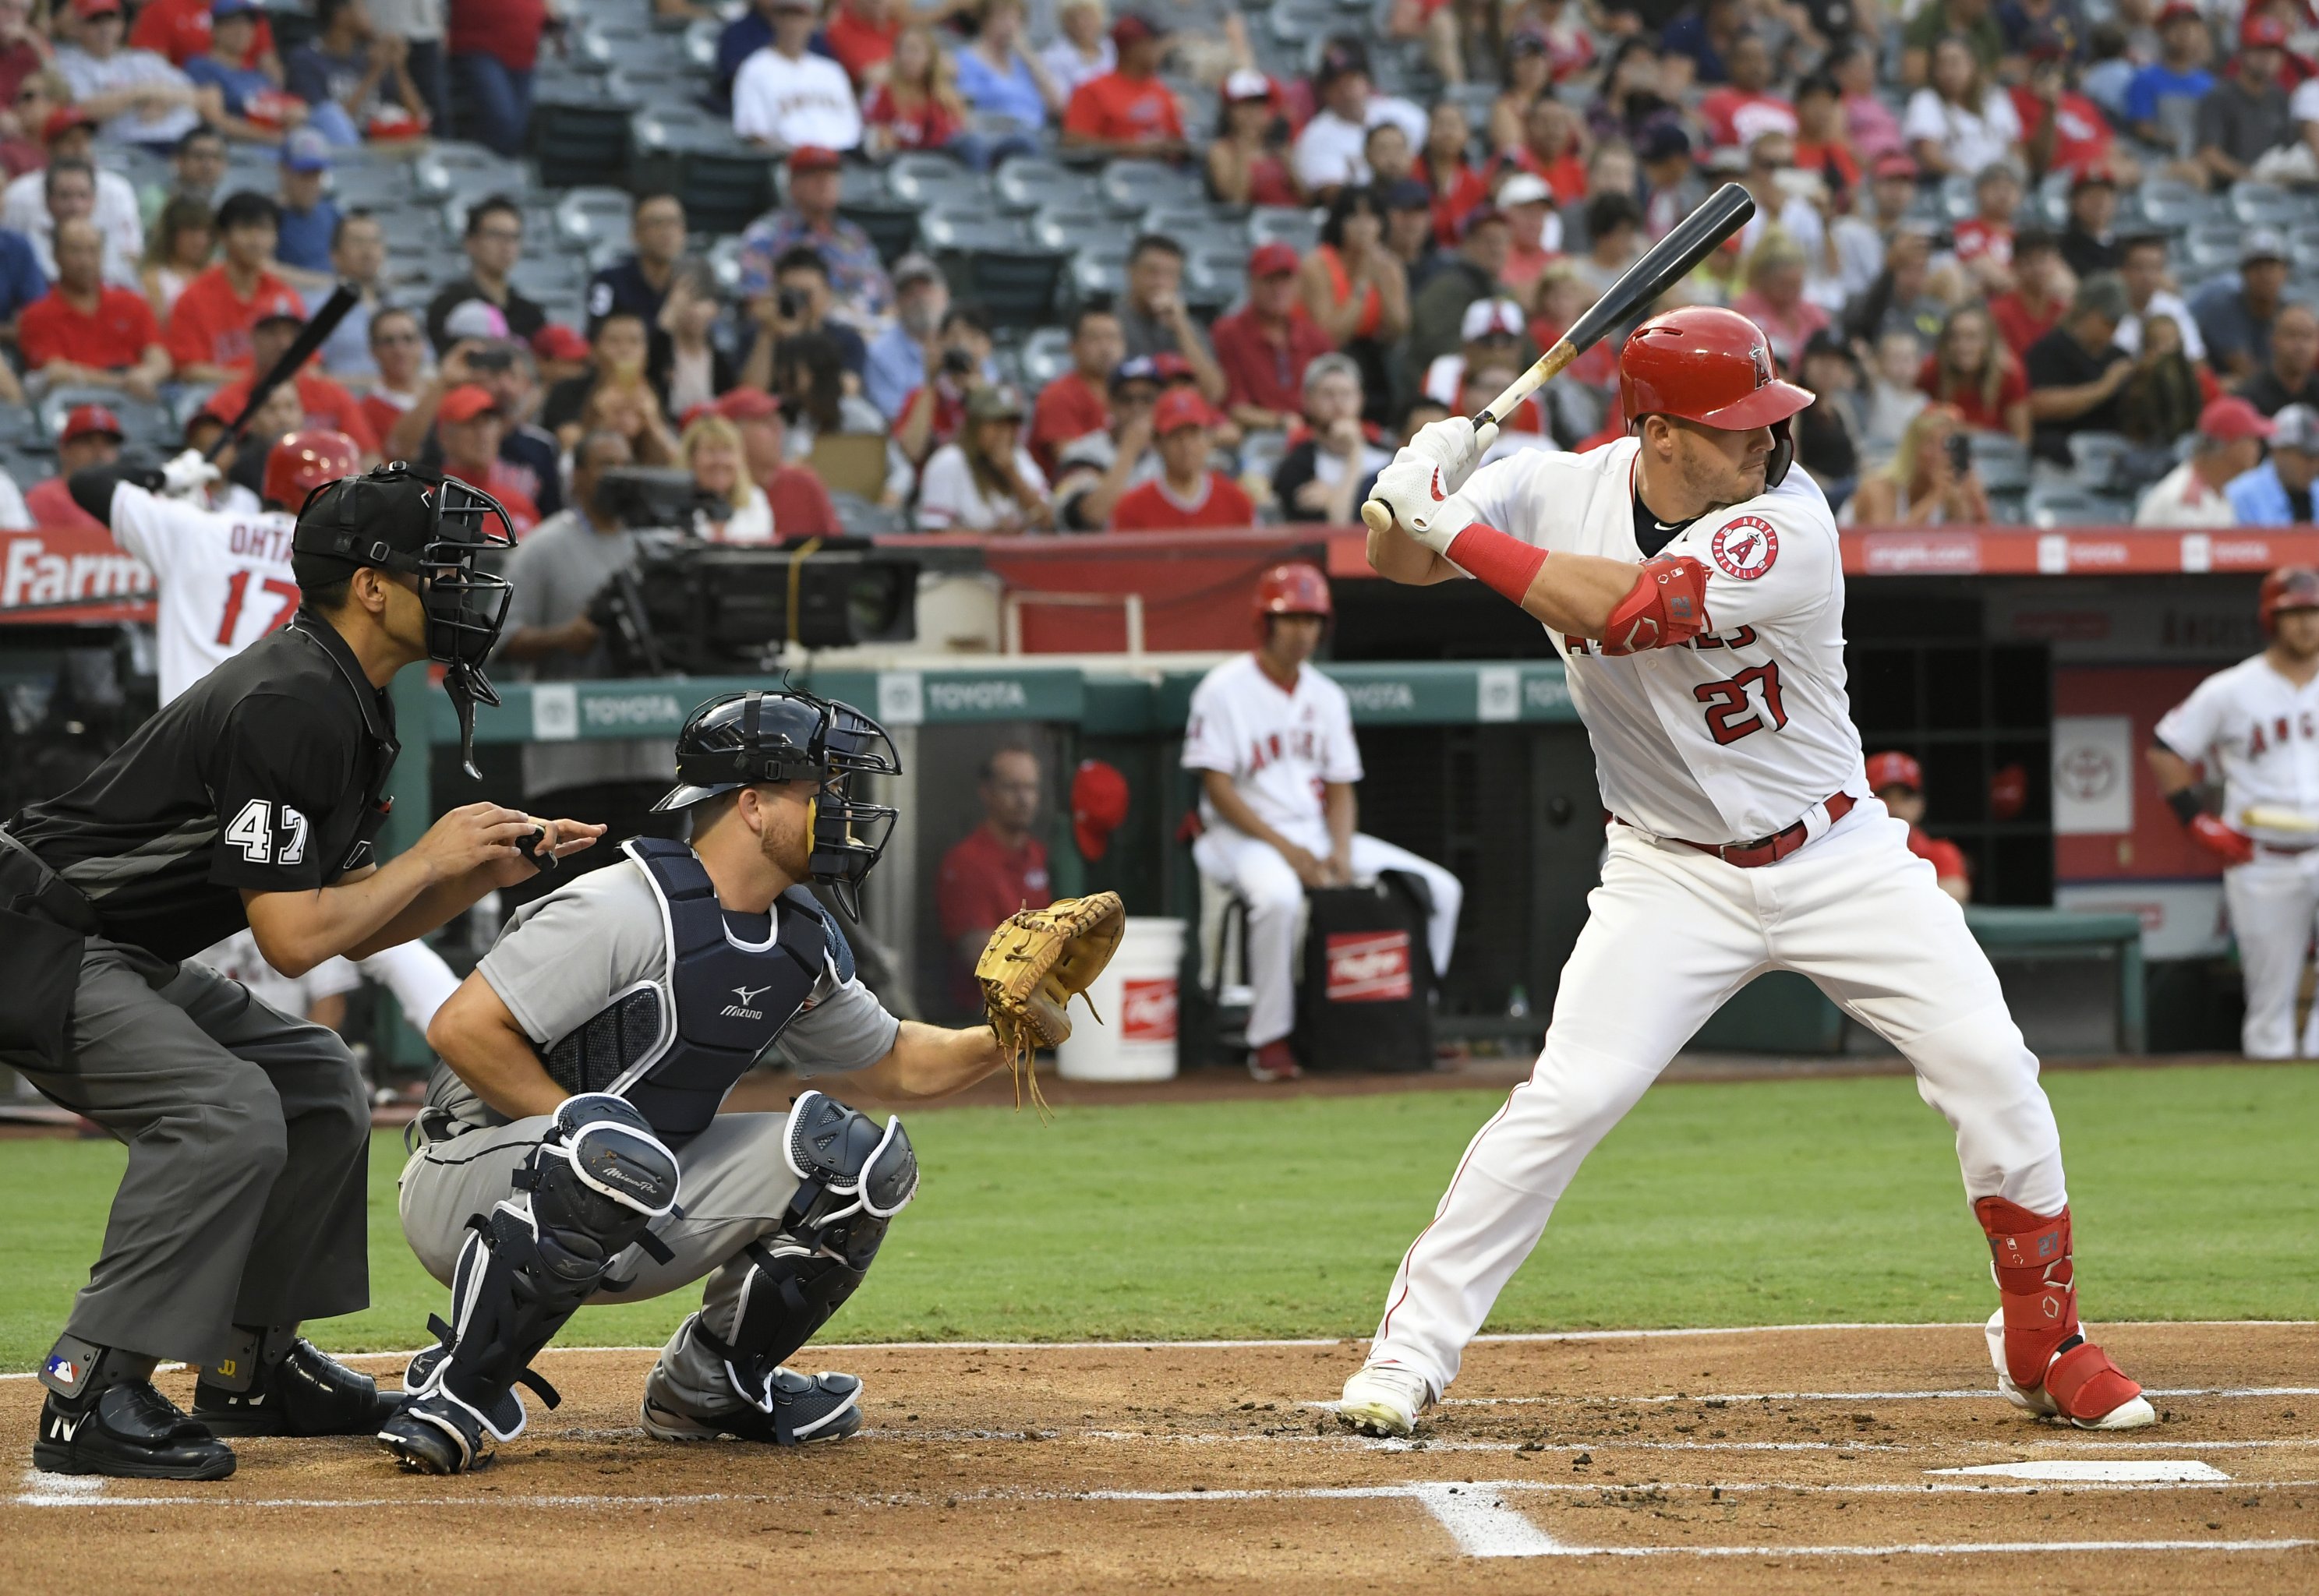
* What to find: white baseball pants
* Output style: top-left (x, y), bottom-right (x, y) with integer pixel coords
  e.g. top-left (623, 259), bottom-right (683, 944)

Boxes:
top-left (2222, 850), bottom-right (2319, 1058)
top-left (1366, 802), bottom-right (2067, 1396)
top-left (1193, 828), bottom-right (1463, 1049)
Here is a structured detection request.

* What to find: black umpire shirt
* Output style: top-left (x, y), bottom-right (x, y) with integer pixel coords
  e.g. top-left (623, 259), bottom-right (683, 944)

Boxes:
top-left (7, 609), bottom-right (398, 962)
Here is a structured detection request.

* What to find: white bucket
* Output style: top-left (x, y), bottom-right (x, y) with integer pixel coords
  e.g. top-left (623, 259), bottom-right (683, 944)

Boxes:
top-left (1055, 916), bottom-right (1185, 1082)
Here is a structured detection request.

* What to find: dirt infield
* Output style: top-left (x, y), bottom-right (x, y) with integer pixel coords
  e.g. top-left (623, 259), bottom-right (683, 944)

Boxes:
top-left (6, 1322), bottom-right (2315, 1594)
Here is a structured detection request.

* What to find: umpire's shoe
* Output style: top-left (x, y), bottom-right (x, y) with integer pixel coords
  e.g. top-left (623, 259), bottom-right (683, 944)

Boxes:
top-left (35, 1382), bottom-right (235, 1481)
top-left (193, 1339), bottom-right (408, 1437)
top-left (641, 1362), bottom-right (864, 1446)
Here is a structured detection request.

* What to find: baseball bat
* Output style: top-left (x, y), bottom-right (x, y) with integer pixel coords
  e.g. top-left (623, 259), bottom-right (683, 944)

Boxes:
top-left (203, 283), bottom-right (361, 461)
top-left (1359, 182), bottom-right (1758, 537)
top-left (2241, 806), bottom-right (2319, 835)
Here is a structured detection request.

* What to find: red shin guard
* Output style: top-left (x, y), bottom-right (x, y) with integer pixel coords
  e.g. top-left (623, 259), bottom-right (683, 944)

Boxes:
top-left (1975, 1196), bottom-right (2078, 1389)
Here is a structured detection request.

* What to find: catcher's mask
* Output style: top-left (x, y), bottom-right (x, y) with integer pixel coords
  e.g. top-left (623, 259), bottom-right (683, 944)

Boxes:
top-left (652, 687), bottom-right (901, 920)
top-left (291, 462), bottom-right (514, 779)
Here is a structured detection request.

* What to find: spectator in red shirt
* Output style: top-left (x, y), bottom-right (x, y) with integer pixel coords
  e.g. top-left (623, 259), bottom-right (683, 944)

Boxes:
top-left (712, 386), bottom-right (841, 537)
top-left (1207, 69), bottom-right (1297, 209)
top-left (1990, 227), bottom-right (2070, 360)
top-left (1418, 100), bottom-right (1488, 246)
top-left (359, 303), bottom-right (426, 443)
top-left (862, 23), bottom-right (968, 161)
top-left (1791, 72), bottom-right (1861, 200)
top-left (1030, 302), bottom-right (1119, 475)
top-left (2013, 32), bottom-right (2131, 182)
top-left (1501, 95), bottom-right (1586, 204)
top-left (1867, 750), bottom-right (1970, 902)
top-left (1698, 30), bottom-right (1796, 150)
top-left (1951, 161), bottom-right (2024, 295)
top-left (131, 0), bottom-right (278, 71)
top-left (25, 404), bottom-right (120, 531)
top-left (823, 0), bottom-right (900, 88)
top-left (893, 302), bottom-right (994, 474)
top-left (1919, 304), bottom-right (2031, 442)
top-left (1213, 242), bottom-right (1337, 433)
top-left (436, 381), bottom-right (541, 534)
top-left (17, 217), bottom-right (170, 397)
top-left (162, 188), bottom-right (302, 380)
top-left (936, 744), bottom-right (1052, 1012)
top-left (1060, 12), bottom-right (1184, 157)
top-left (1109, 389), bottom-right (1255, 530)
top-left (446, 0), bottom-right (547, 157)
top-left (201, 307), bottom-right (383, 454)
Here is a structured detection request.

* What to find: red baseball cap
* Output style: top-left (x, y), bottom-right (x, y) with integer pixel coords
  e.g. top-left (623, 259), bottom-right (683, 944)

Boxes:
top-left (42, 106), bottom-right (95, 143)
top-left (1459, 204), bottom-right (1508, 239)
top-left (2201, 395), bottom-right (2275, 441)
top-left (2242, 14), bottom-right (2289, 48)
top-left (437, 383), bottom-right (500, 424)
top-left (1248, 241), bottom-right (1300, 278)
top-left (1148, 351), bottom-right (1196, 383)
top-left (70, 0), bottom-right (122, 17)
top-left (1865, 750), bottom-right (1924, 793)
top-left (1151, 387), bottom-right (1214, 435)
top-left (2156, 0), bottom-right (2201, 23)
top-left (60, 404), bottom-right (123, 443)
top-left (1872, 153), bottom-right (1918, 181)
top-left (1071, 759), bottom-right (1130, 860)
top-left (1112, 13), bottom-right (1160, 48)
top-left (714, 387), bottom-right (782, 422)
top-left (787, 146), bottom-right (842, 175)
top-left (532, 323), bottom-right (589, 362)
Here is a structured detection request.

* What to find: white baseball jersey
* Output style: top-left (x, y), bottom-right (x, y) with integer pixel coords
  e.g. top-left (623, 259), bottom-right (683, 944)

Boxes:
top-left (2155, 655), bottom-right (2319, 845)
top-left (1457, 436), bottom-right (1866, 845)
top-left (1182, 652), bottom-right (1363, 854)
top-left (104, 482), bottom-right (302, 704)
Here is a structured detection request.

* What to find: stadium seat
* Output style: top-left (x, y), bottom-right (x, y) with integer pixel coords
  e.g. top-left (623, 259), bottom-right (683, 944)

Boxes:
top-left (2027, 486), bottom-right (2133, 527)
top-left (886, 152), bottom-right (990, 210)
top-left (1246, 206), bottom-right (1323, 254)
top-left (679, 150), bottom-right (778, 235)
top-left (1030, 201), bottom-right (1113, 252)
top-left (919, 207), bottom-right (1031, 252)
top-left (1268, 0), bottom-right (1338, 48)
top-left (1183, 244), bottom-right (1253, 312)
top-left (1069, 242), bottom-right (1132, 305)
top-left (2181, 221), bottom-right (2243, 275)
top-left (1019, 326), bottom-right (1073, 388)
top-left (829, 490), bottom-right (906, 534)
top-left (2033, 169), bottom-right (2071, 227)
top-left (2135, 175), bottom-right (2211, 231)
top-left (37, 388), bottom-right (171, 447)
top-left (2229, 182), bottom-right (2309, 229)
top-left (554, 186), bottom-right (637, 251)
top-left (1099, 158), bottom-right (1204, 216)
top-left (2064, 431), bottom-right (2138, 491)
top-left (1967, 432), bottom-right (2032, 496)
top-left (1936, 171), bottom-right (1977, 223)
top-left (994, 155), bottom-right (1101, 214)
top-left (1238, 428), bottom-right (1289, 486)
top-left (412, 143), bottom-right (531, 203)
top-left (840, 201), bottom-right (922, 264)
top-left (530, 100), bottom-right (636, 190)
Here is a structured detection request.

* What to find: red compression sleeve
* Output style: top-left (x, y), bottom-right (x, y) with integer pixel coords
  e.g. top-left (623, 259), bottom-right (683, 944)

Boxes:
top-left (1443, 523), bottom-right (1549, 606)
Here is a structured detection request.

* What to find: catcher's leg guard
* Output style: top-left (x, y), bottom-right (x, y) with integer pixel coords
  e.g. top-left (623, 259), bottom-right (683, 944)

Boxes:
top-left (644, 1092), bottom-right (914, 1446)
top-left (380, 1096), bottom-right (680, 1474)
top-left (1974, 1197), bottom-right (2154, 1430)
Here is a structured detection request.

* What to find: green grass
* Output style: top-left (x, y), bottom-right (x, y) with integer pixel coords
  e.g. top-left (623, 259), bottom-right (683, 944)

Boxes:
top-left (3, 1063), bottom-right (2313, 1370)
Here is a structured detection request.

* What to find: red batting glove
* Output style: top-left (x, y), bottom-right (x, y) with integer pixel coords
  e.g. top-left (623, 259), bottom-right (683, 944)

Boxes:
top-left (2188, 813), bottom-right (2255, 866)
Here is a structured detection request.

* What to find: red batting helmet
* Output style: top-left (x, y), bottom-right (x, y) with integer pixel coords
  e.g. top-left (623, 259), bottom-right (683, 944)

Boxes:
top-left (2259, 566), bottom-right (2319, 634)
top-left (263, 429), bottom-right (362, 513)
top-left (1619, 305), bottom-right (1815, 486)
top-left (1253, 560), bottom-right (1331, 640)
top-left (1864, 750), bottom-right (1924, 794)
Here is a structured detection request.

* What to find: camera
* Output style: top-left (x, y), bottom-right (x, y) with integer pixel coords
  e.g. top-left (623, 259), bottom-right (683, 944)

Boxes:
top-left (467, 346), bottom-right (514, 373)
top-left (941, 346), bottom-right (976, 377)
top-left (594, 466), bottom-right (726, 531)
top-left (1945, 432), bottom-right (1972, 476)
top-left (777, 286), bottom-right (808, 320)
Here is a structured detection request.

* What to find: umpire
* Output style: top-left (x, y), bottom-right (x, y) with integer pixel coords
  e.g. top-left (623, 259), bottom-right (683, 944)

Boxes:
top-left (0, 464), bottom-right (603, 1481)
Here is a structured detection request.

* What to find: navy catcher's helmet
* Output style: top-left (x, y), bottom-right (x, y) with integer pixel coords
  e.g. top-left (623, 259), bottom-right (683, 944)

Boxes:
top-left (652, 687), bottom-right (901, 917)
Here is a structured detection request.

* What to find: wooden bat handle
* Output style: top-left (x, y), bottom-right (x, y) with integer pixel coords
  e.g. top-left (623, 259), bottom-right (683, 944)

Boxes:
top-left (1473, 339), bottom-right (1577, 430)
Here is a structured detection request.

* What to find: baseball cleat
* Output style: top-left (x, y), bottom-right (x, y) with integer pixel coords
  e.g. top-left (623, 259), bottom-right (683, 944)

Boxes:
top-left (378, 1392), bottom-right (494, 1475)
top-left (34, 1382), bottom-right (236, 1481)
top-left (1247, 1040), bottom-right (1303, 1082)
top-left (193, 1339), bottom-right (408, 1437)
top-left (1334, 1362), bottom-right (1431, 1438)
top-left (1984, 1311), bottom-right (2157, 1430)
top-left (641, 1362), bottom-right (864, 1446)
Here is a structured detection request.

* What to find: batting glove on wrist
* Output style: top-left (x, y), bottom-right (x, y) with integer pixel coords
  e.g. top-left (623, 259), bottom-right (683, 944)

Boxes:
top-left (1403, 415), bottom-right (1501, 496)
top-left (1371, 454), bottom-right (1477, 555)
top-left (157, 448), bottom-right (221, 500)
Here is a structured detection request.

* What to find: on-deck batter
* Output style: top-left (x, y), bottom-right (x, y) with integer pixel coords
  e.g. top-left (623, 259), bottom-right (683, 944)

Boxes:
top-left (1341, 305), bottom-right (2155, 1438)
top-left (74, 433), bottom-right (463, 1032)
top-left (2149, 567), bottom-right (2319, 1058)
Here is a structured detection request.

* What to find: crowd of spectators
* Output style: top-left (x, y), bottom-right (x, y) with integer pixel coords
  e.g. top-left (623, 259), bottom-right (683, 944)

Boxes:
top-left (9, 0), bottom-right (2319, 538)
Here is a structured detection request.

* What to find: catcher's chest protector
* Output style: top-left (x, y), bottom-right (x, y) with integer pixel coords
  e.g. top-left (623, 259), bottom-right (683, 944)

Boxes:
top-left (548, 838), bottom-right (828, 1146)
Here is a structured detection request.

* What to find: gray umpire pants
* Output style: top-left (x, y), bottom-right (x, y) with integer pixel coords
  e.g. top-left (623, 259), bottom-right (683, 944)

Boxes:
top-left (16, 937), bottom-right (372, 1369)
top-left (398, 1111), bottom-right (805, 1407)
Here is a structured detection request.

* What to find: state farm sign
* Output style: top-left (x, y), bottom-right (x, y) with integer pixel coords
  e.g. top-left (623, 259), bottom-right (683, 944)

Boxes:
top-left (1120, 977), bottom-right (1177, 1042)
top-left (1, 528), bottom-right (154, 621)
top-left (1324, 931), bottom-right (1412, 1003)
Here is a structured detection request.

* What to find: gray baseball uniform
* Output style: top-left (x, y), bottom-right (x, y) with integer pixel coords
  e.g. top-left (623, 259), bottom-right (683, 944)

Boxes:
top-left (396, 858), bottom-right (900, 1407)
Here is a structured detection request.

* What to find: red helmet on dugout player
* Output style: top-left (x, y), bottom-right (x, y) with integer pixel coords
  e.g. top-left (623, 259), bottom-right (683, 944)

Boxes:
top-left (1864, 750), bottom-right (1924, 793)
top-left (1253, 561), bottom-right (1331, 639)
top-left (2259, 566), bottom-right (2319, 634)
top-left (1618, 306), bottom-right (1814, 487)
top-left (264, 429), bottom-right (362, 513)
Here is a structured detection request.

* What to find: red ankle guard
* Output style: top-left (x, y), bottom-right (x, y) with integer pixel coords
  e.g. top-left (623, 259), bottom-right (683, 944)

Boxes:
top-left (1975, 1196), bottom-right (2079, 1389)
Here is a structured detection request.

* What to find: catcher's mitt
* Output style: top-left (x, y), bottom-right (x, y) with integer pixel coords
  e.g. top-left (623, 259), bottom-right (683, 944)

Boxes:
top-left (975, 892), bottom-right (1126, 1114)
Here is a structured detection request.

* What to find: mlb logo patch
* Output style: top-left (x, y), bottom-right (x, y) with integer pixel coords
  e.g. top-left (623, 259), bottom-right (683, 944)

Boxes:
top-left (45, 1356), bottom-right (76, 1385)
top-left (1120, 977), bottom-right (1177, 1042)
top-left (1325, 932), bottom-right (1412, 1003)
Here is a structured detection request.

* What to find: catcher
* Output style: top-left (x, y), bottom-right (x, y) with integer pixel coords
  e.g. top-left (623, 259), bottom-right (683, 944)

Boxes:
top-left (381, 688), bottom-right (1121, 1471)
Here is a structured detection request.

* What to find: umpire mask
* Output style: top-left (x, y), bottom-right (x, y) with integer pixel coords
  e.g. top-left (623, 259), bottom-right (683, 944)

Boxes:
top-left (292, 464), bottom-right (515, 779)
top-left (652, 688), bottom-right (902, 920)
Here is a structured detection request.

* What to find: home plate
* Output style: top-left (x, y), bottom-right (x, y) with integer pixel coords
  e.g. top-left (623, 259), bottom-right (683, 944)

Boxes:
top-left (1927, 1460), bottom-right (2232, 1483)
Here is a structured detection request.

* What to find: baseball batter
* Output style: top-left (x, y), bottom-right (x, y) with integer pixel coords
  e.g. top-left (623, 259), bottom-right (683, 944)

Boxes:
top-left (70, 433), bottom-right (461, 1035)
top-left (2149, 567), bottom-right (2319, 1058)
top-left (1341, 305), bottom-right (2153, 1436)
top-left (1184, 562), bottom-right (1462, 1082)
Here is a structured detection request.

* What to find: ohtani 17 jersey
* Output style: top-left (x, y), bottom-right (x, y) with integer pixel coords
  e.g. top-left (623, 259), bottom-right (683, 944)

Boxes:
top-left (2155, 655), bottom-right (2319, 845)
top-left (104, 481), bottom-right (302, 704)
top-left (1456, 436), bottom-right (1866, 845)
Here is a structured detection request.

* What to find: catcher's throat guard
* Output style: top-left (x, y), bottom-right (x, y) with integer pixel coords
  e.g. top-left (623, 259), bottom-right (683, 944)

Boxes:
top-left (652, 688), bottom-right (900, 920)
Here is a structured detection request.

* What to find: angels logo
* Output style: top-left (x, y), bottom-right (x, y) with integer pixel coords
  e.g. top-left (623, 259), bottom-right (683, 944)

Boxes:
top-left (1748, 343), bottom-right (1772, 387)
top-left (1712, 515), bottom-right (1779, 581)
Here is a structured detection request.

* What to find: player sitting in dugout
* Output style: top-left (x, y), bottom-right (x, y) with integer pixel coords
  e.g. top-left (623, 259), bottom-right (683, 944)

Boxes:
top-left (383, 688), bottom-right (1109, 1471)
top-left (1866, 750), bottom-right (1971, 903)
top-left (1182, 562), bottom-right (1463, 1082)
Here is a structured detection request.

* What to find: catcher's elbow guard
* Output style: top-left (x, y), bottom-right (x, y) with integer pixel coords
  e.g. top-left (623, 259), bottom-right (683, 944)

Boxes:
top-left (1599, 555), bottom-right (1709, 655)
